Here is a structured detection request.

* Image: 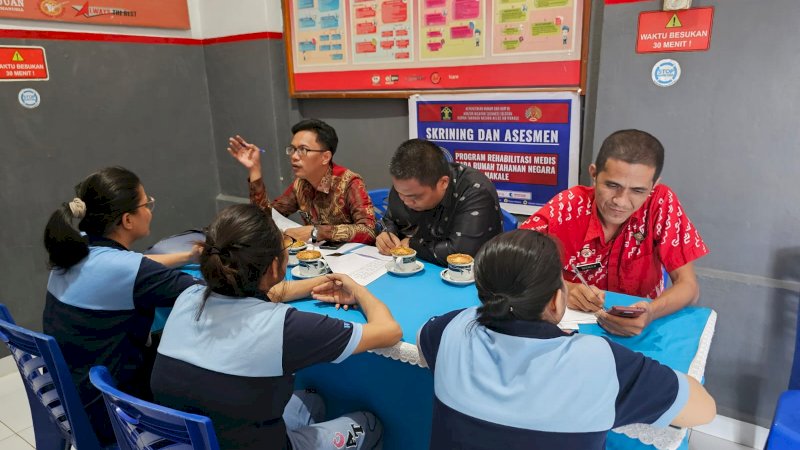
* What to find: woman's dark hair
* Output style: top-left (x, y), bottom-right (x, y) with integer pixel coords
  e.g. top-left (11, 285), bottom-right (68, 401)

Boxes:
top-left (198, 204), bottom-right (286, 316)
top-left (44, 166), bottom-right (142, 270)
top-left (474, 229), bottom-right (564, 327)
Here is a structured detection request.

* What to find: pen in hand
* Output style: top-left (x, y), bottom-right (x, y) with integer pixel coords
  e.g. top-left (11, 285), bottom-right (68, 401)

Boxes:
top-left (569, 263), bottom-right (604, 312)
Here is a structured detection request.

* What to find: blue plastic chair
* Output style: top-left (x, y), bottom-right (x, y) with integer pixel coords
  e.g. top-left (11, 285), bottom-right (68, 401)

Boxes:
top-left (368, 188), bottom-right (391, 231)
top-left (89, 366), bottom-right (220, 450)
top-left (0, 303), bottom-right (107, 450)
top-left (501, 208), bottom-right (518, 232)
top-left (766, 291), bottom-right (800, 449)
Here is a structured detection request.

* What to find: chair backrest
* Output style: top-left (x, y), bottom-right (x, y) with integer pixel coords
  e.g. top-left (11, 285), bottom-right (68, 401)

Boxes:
top-left (368, 188), bottom-right (391, 230)
top-left (0, 303), bottom-right (103, 450)
top-left (501, 208), bottom-right (518, 232)
top-left (791, 291), bottom-right (800, 390)
top-left (89, 366), bottom-right (220, 450)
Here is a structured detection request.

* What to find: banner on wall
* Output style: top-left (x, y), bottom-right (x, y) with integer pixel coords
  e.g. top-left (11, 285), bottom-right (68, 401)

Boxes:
top-left (409, 92), bottom-right (580, 215)
top-left (286, 0), bottom-right (586, 93)
top-left (0, 0), bottom-right (190, 30)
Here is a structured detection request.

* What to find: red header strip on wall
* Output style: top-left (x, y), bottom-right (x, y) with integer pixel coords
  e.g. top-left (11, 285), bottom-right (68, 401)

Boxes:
top-left (0, 29), bottom-right (282, 46)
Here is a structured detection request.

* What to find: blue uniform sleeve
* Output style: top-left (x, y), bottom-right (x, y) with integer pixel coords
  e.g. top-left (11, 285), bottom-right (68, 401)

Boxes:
top-left (282, 308), bottom-right (362, 374)
top-left (133, 258), bottom-right (201, 310)
top-left (418, 308), bottom-right (465, 372)
top-left (606, 338), bottom-right (689, 428)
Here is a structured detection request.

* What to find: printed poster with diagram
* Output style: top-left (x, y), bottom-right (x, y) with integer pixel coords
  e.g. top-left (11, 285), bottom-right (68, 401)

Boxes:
top-left (420, 0), bottom-right (485, 60)
top-left (285, 0), bottom-right (586, 93)
top-left (409, 92), bottom-right (580, 215)
top-left (294, 0), bottom-right (349, 65)
top-left (351, 0), bottom-right (415, 63)
top-left (494, 0), bottom-right (577, 54)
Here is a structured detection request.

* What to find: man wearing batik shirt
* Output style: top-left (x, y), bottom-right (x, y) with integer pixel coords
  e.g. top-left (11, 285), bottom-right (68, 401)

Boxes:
top-left (228, 119), bottom-right (376, 244)
top-left (521, 129), bottom-right (708, 337)
top-left (377, 138), bottom-right (502, 266)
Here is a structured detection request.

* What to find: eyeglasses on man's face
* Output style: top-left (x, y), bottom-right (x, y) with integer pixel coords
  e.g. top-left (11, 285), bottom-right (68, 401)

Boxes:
top-left (285, 145), bottom-right (328, 157)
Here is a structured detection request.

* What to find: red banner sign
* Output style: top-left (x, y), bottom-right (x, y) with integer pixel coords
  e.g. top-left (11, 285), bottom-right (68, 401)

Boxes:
top-left (417, 103), bottom-right (569, 124)
top-left (637, 7), bottom-right (714, 53)
top-left (0, 0), bottom-right (190, 30)
top-left (0, 46), bottom-right (48, 81)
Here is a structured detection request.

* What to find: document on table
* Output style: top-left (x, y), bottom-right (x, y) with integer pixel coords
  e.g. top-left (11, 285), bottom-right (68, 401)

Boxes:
top-left (324, 253), bottom-right (387, 286)
top-left (272, 209), bottom-right (301, 232)
top-left (558, 308), bottom-right (598, 331)
top-left (317, 243), bottom-right (393, 261)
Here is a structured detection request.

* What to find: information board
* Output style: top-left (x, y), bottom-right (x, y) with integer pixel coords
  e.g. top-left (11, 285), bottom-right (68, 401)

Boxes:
top-left (409, 92), bottom-right (580, 215)
top-left (285, 0), bottom-right (588, 95)
top-left (0, 0), bottom-right (190, 30)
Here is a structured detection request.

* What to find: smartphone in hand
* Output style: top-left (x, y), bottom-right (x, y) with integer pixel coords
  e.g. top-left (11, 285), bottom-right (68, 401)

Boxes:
top-left (606, 306), bottom-right (646, 318)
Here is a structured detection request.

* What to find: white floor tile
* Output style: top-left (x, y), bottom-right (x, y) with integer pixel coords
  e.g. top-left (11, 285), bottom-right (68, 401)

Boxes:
top-left (0, 389), bottom-right (33, 432)
top-left (0, 434), bottom-right (34, 450)
top-left (17, 426), bottom-right (35, 447)
top-left (0, 356), bottom-right (17, 377)
top-left (690, 430), bottom-right (756, 450)
top-left (0, 372), bottom-right (24, 398)
top-left (0, 421), bottom-right (14, 441)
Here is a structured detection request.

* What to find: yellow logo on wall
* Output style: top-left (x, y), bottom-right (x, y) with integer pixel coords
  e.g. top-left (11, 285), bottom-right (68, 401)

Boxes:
top-left (525, 106), bottom-right (542, 122)
top-left (39, 0), bottom-right (65, 17)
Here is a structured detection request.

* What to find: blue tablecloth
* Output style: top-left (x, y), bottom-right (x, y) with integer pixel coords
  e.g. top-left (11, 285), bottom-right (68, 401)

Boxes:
top-left (166, 260), bottom-right (712, 450)
top-left (290, 260), bottom-right (711, 450)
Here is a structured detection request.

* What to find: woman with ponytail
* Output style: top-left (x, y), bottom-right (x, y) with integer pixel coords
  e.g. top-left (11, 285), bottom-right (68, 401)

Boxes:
top-left (151, 204), bottom-right (401, 450)
top-left (416, 229), bottom-right (716, 450)
top-left (42, 166), bottom-right (200, 445)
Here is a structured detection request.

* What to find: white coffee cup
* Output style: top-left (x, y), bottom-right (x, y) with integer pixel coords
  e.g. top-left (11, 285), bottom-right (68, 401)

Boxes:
top-left (297, 250), bottom-right (328, 277)
top-left (446, 254), bottom-right (474, 281)
top-left (287, 240), bottom-right (308, 266)
top-left (390, 247), bottom-right (417, 272)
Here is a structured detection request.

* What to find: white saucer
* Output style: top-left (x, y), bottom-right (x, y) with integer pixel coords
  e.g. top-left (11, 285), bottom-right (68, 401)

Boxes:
top-left (385, 260), bottom-right (424, 276)
top-left (440, 269), bottom-right (474, 286)
top-left (290, 264), bottom-right (331, 279)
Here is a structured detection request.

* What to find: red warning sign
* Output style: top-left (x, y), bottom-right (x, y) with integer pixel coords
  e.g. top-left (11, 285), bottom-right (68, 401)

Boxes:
top-left (0, 46), bottom-right (49, 81)
top-left (637, 7), bottom-right (714, 53)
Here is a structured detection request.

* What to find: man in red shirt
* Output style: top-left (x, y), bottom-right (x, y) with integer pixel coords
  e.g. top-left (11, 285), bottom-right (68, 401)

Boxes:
top-left (227, 119), bottom-right (376, 244)
top-left (520, 129), bottom-right (708, 336)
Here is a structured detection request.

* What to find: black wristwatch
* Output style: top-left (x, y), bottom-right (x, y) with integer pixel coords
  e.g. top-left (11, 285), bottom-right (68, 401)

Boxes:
top-left (311, 227), bottom-right (318, 243)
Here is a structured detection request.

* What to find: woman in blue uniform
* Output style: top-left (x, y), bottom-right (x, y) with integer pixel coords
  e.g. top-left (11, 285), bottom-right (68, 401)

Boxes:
top-left (417, 229), bottom-right (716, 450)
top-left (151, 204), bottom-right (402, 450)
top-left (43, 166), bottom-right (199, 445)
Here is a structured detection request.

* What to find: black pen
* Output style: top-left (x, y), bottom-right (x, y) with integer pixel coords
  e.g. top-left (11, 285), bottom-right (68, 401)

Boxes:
top-left (569, 263), bottom-right (605, 310)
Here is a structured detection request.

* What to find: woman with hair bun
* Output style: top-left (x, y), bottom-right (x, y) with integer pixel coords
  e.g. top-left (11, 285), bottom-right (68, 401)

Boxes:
top-left (152, 204), bottom-right (401, 450)
top-left (417, 229), bottom-right (716, 450)
top-left (42, 166), bottom-right (200, 445)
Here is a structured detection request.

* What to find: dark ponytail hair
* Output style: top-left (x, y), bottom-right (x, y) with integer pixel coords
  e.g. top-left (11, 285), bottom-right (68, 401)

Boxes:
top-left (197, 204), bottom-right (286, 317)
top-left (474, 229), bottom-right (564, 327)
top-left (44, 167), bottom-right (142, 269)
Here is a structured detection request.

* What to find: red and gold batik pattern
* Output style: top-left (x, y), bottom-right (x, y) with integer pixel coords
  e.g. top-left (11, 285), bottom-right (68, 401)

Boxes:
top-left (249, 163), bottom-right (376, 244)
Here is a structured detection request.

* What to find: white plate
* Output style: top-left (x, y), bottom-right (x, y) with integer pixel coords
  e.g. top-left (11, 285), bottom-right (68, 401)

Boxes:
top-left (290, 264), bottom-right (331, 279)
top-left (385, 260), bottom-right (424, 276)
top-left (440, 269), bottom-right (474, 286)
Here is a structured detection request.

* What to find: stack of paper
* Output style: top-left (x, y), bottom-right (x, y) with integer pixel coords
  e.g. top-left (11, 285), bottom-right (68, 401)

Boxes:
top-left (323, 253), bottom-right (387, 286)
top-left (558, 308), bottom-right (598, 331)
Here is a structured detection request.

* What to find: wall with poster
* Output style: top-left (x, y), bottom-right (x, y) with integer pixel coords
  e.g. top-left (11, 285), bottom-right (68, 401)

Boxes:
top-left (409, 92), bottom-right (579, 215)
top-left (0, 0), bottom-right (190, 30)
top-left (285, 0), bottom-right (588, 94)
